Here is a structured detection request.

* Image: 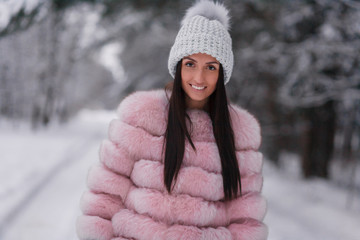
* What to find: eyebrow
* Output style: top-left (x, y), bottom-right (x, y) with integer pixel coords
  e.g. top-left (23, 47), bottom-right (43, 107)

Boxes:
top-left (183, 57), bottom-right (219, 65)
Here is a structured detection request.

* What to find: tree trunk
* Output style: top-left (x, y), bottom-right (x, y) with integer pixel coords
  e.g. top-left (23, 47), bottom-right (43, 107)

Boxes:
top-left (302, 100), bottom-right (336, 178)
top-left (342, 105), bottom-right (356, 162)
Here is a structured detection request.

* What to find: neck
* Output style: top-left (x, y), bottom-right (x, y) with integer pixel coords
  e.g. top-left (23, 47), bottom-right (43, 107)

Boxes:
top-left (185, 95), bottom-right (209, 112)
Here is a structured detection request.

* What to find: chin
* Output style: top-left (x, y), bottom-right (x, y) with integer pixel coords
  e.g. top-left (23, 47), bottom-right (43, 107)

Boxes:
top-left (190, 97), bottom-right (208, 102)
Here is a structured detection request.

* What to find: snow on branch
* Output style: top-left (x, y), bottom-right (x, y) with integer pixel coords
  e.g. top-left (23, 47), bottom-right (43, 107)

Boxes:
top-left (0, 0), bottom-right (46, 34)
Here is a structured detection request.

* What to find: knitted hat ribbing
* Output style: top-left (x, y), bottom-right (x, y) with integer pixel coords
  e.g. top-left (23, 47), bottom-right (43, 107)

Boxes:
top-left (168, 0), bottom-right (233, 84)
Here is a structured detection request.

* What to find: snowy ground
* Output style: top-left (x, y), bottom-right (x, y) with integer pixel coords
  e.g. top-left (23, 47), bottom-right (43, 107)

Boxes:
top-left (0, 109), bottom-right (359, 240)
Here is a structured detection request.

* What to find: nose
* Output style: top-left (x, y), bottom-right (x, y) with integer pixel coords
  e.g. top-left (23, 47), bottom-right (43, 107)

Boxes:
top-left (193, 68), bottom-right (205, 85)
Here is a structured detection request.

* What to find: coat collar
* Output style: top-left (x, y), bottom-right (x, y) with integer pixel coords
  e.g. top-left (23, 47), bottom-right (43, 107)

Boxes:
top-left (116, 89), bottom-right (261, 150)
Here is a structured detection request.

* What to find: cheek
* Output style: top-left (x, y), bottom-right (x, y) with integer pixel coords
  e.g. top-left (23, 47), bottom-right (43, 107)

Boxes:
top-left (181, 70), bottom-right (192, 90)
top-left (209, 82), bottom-right (217, 93)
top-left (208, 74), bottom-right (219, 89)
top-left (181, 69), bottom-right (190, 82)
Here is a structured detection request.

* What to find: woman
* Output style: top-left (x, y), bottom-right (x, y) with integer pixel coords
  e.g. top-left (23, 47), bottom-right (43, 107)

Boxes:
top-left (76, 1), bottom-right (268, 239)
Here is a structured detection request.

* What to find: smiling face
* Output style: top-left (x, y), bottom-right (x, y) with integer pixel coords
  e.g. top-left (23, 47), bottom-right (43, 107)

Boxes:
top-left (181, 53), bottom-right (220, 110)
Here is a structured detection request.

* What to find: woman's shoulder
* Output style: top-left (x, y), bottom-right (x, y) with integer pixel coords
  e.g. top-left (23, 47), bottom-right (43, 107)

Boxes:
top-left (229, 103), bottom-right (262, 150)
top-left (113, 89), bottom-right (261, 149)
top-left (115, 89), bottom-right (168, 136)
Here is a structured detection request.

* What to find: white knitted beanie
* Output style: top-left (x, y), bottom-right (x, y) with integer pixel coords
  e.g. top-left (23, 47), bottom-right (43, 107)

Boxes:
top-left (168, 0), bottom-right (233, 84)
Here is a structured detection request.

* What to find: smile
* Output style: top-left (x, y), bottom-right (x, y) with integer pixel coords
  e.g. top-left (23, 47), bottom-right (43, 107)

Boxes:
top-left (190, 84), bottom-right (206, 90)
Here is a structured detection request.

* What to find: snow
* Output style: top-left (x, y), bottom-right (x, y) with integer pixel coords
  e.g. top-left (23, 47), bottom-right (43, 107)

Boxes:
top-left (0, 109), bottom-right (116, 240)
top-left (0, 0), bottom-right (44, 31)
top-left (73, 4), bottom-right (106, 49)
top-left (0, 109), bottom-right (359, 240)
top-left (98, 42), bottom-right (126, 83)
top-left (263, 155), bottom-right (360, 240)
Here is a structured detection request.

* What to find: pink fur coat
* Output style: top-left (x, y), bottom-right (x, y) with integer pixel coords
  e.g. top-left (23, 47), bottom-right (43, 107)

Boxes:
top-left (76, 89), bottom-right (268, 240)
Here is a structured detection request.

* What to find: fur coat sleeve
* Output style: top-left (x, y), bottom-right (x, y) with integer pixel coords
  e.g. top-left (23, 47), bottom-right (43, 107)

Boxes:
top-left (76, 89), bottom-right (268, 240)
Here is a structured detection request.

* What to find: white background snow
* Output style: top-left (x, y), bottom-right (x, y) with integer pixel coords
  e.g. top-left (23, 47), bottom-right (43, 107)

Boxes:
top-left (0, 109), bottom-right (359, 240)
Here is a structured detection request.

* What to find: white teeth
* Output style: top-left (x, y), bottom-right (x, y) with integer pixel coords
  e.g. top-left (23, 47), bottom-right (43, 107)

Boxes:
top-left (191, 84), bottom-right (205, 90)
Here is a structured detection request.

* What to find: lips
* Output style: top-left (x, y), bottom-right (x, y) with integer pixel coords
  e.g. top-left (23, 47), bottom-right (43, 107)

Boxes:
top-left (190, 84), bottom-right (206, 90)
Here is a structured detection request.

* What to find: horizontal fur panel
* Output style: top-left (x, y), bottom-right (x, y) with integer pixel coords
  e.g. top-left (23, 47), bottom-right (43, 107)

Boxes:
top-left (117, 89), bottom-right (169, 137)
top-left (228, 218), bottom-right (268, 240)
top-left (99, 139), bottom-right (133, 177)
top-left (112, 209), bottom-right (267, 240)
top-left (108, 119), bottom-right (163, 162)
top-left (80, 191), bottom-right (124, 220)
top-left (124, 187), bottom-right (266, 228)
top-left (101, 137), bottom-right (263, 176)
top-left (229, 104), bottom-right (261, 150)
top-left (116, 89), bottom-right (261, 149)
top-left (131, 159), bottom-right (263, 201)
top-left (76, 215), bottom-right (114, 240)
top-left (87, 164), bottom-right (133, 201)
top-left (108, 119), bottom-right (262, 171)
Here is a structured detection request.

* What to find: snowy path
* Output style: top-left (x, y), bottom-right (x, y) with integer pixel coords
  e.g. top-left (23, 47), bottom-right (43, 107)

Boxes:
top-left (1, 109), bottom-right (360, 240)
top-left (0, 110), bottom-right (112, 240)
top-left (263, 161), bottom-right (360, 240)
top-left (1, 137), bottom-right (100, 240)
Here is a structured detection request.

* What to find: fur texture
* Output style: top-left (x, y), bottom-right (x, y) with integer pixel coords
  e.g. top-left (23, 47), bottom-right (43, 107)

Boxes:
top-left (130, 159), bottom-right (263, 201)
top-left (77, 89), bottom-right (267, 240)
top-left (76, 215), bottom-right (114, 240)
top-left (80, 191), bottom-right (124, 220)
top-left (124, 187), bottom-right (266, 227)
top-left (100, 136), bottom-right (263, 175)
top-left (112, 209), bottom-right (266, 240)
top-left (86, 164), bottom-right (133, 201)
top-left (181, 0), bottom-right (230, 31)
top-left (115, 91), bottom-right (261, 150)
top-left (99, 139), bottom-right (134, 177)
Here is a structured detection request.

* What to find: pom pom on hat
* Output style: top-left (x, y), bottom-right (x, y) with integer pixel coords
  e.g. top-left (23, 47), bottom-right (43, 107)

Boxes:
top-left (181, 0), bottom-right (230, 31)
top-left (168, 0), bottom-right (234, 84)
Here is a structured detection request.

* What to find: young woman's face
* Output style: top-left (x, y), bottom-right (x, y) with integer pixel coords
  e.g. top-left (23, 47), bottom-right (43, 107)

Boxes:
top-left (181, 53), bottom-right (220, 109)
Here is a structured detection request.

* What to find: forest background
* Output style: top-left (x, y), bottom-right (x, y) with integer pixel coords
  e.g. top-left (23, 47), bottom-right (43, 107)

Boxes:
top-left (0, 1), bottom-right (360, 237)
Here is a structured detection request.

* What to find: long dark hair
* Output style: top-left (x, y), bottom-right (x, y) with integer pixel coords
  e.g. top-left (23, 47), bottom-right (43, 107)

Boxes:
top-left (163, 60), bottom-right (241, 201)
